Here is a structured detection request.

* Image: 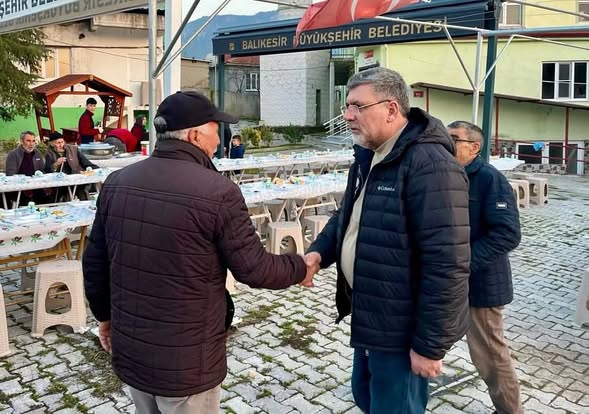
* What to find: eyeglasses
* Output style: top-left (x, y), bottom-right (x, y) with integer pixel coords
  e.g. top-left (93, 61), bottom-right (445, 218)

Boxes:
top-left (450, 135), bottom-right (476, 144)
top-left (341, 99), bottom-right (392, 116)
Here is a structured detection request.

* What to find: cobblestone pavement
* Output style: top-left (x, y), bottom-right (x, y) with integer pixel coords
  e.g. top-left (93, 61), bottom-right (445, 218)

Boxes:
top-left (0, 174), bottom-right (587, 413)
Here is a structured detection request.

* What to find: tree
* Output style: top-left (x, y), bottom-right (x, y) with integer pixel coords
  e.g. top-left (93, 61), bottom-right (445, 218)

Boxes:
top-left (0, 29), bottom-right (49, 121)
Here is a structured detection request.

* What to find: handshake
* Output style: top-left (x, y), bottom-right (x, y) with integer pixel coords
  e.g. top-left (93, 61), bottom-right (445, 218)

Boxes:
top-left (300, 252), bottom-right (321, 288)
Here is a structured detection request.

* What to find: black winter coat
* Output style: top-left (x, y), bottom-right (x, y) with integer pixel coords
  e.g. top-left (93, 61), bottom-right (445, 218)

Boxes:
top-left (82, 139), bottom-right (305, 397)
top-left (308, 108), bottom-right (471, 360)
top-left (465, 156), bottom-right (520, 308)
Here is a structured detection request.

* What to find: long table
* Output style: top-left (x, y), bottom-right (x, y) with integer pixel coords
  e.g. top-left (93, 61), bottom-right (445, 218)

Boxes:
top-left (0, 202), bottom-right (94, 257)
top-left (0, 170), bottom-right (112, 209)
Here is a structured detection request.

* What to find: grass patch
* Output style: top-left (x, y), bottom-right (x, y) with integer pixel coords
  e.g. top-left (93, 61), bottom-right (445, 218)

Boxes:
top-left (47, 382), bottom-right (67, 394)
top-left (77, 336), bottom-right (125, 398)
top-left (260, 354), bottom-right (274, 363)
top-left (257, 388), bottom-right (273, 399)
top-left (277, 317), bottom-right (318, 356)
top-left (0, 391), bottom-right (8, 404)
top-left (239, 303), bottom-right (281, 327)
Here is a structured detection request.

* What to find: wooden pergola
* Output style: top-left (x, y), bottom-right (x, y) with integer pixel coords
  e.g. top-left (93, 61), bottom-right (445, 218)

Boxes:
top-left (31, 74), bottom-right (133, 142)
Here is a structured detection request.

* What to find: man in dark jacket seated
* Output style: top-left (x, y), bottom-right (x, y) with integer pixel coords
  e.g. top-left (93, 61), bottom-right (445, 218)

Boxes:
top-left (304, 67), bottom-right (471, 413)
top-left (447, 121), bottom-right (523, 414)
top-left (82, 90), bottom-right (314, 413)
top-left (5, 131), bottom-right (49, 206)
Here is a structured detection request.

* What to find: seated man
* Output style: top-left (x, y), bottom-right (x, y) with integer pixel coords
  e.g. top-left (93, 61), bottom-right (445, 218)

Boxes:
top-left (45, 132), bottom-right (98, 173)
top-left (5, 131), bottom-right (49, 206)
top-left (5, 131), bottom-right (45, 176)
top-left (45, 131), bottom-right (98, 201)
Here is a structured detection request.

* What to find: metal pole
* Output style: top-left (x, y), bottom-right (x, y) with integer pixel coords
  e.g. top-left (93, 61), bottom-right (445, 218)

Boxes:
top-left (443, 26), bottom-right (475, 89)
top-left (481, 1), bottom-right (499, 162)
top-left (155, 0), bottom-right (203, 80)
top-left (164, 0), bottom-right (182, 98)
top-left (329, 60), bottom-right (335, 130)
top-left (216, 55), bottom-right (226, 159)
top-left (481, 39), bottom-right (497, 162)
top-left (154, 0), bottom-right (232, 78)
top-left (148, 0), bottom-right (158, 153)
top-left (254, 0), bottom-right (307, 8)
top-left (472, 32), bottom-right (482, 124)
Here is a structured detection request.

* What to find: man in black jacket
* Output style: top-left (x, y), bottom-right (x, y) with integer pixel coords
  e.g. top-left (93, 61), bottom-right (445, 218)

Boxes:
top-left (304, 67), bottom-right (471, 413)
top-left (447, 121), bottom-right (523, 414)
top-left (83, 91), bottom-right (314, 413)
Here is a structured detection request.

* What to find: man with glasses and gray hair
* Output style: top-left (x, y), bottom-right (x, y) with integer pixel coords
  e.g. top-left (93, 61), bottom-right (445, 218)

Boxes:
top-left (304, 67), bottom-right (471, 413)
top-left (447, 121), bottom-right (523, 414)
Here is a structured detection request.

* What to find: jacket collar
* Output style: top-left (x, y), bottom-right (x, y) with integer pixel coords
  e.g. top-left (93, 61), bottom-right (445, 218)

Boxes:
top-left (151, 139), bottom-right (217, 171)
top-left (465, 156), bottom-right (484, 175)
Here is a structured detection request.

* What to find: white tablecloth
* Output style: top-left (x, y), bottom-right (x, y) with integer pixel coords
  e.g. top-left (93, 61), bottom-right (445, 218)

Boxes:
top-left (241, 173), bottom-right (348, 204)
top-left (214, 150), bottom-right (354, 172)
top-left (490, 157), bottom-right (525, 171)
top-left (92, 155), bottom-right (148, 168)
top-left (91, 150), bottom-right (354, 172)
top-left (0, 203), bottom-right (95, 256)
top-left (0, 170), bottom-right (112, 193)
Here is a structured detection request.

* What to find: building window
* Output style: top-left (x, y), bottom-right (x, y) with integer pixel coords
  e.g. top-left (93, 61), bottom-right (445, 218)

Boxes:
top-left (500, 2), bottom-right (523, 26)
top-left (246, 72), bottom-right (259, 91)
top-left (542, 62), bottom-right (588, 100)
top-left (580, 1), bottom-right (589, 22)
top-left (38, 48), bottom-right (71, 79)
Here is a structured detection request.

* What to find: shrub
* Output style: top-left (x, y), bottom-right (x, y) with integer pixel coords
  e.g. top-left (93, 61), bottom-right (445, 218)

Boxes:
top-left (259, 125), bottom-right (274, 147)
top-left (282, 124), bottom-right (304, 144)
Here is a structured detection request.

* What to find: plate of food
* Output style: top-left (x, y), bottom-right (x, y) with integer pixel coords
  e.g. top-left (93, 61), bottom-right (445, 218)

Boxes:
top-left (50, 210), bottom-right (68, 218)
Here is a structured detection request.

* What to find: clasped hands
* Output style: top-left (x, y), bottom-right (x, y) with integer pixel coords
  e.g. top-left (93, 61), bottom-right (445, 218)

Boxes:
top-left (300, 252), bottom-right (321, 287)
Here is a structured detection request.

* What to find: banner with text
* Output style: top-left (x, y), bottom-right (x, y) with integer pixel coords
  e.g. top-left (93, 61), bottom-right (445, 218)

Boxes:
top-left (213, 0), bottom-right (489, 56)
top-left (0, 0), bottom-right (148, 34)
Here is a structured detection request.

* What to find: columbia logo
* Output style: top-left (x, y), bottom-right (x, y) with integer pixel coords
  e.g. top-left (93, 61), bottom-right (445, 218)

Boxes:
top-left (496, 202), bottom-right (507, 209)
top-left (377, 185), bottom-right (395, 192)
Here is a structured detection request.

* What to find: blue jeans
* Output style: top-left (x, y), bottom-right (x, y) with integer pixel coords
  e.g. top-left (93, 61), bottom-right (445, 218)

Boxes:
top-left (352, 348), bottom-right (429, 414)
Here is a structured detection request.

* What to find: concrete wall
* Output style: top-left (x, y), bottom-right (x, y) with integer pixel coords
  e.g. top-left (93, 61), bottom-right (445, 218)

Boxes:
top-left (381, 38), bottom-right (589, 104)
top-left (224, 92), bottom-right (260, 120)
top-left (409, 88), bottom-right (589, 143)
top-left (181, 59), bottom-right (210, 96)
top-left (40, 14), bottom-right (165, 110)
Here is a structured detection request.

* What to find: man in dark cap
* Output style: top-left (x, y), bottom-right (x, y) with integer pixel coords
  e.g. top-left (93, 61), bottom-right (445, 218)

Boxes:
top-left (83, 90), bottom-right (316, 413)
top-left (45, 131), bottom-right (98, 174)
top-left (78, 97), bottom-right (103, 144)
top-left (45, 131), bottom-right (98, 201)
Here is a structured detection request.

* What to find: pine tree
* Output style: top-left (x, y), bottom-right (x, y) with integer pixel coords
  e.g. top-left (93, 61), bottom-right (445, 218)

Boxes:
top-left (0, 29), bottom-right (48, 121)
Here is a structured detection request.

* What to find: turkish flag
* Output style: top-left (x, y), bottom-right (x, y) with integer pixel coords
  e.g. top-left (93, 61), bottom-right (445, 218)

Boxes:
top-left (295, 0), bottom-right (421, 39)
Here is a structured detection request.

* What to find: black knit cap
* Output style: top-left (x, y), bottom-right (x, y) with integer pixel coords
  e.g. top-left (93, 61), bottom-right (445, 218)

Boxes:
top-left (86, 97), bottom-right (97, 105)
top-left (48, 132), bottom-right (63, 141)
top-left (155, 90), bottom-right (239, 132)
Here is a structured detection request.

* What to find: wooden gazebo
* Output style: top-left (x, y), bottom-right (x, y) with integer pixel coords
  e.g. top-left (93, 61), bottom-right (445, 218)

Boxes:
top-left (32, 74), bottom-right (133, 142)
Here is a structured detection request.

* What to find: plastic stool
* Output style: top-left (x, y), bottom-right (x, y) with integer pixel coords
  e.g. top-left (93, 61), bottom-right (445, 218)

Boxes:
top-left (575, 269), bottom-right (589, 326)
top-left (511, 174), bottom-right (549, 205)
top-left (302, 215), bottom-right (330, 249)
top-left (509, 179), bottom-right (530, 208)
top-left (266, 222), bottom-right (304, 255)
top-left (31, 260), bottom-right (87, 338)
top-left (0, 286), bottom-right (10, 357)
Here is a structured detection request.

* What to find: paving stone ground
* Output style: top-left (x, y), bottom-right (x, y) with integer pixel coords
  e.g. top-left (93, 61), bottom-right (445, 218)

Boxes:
top-left (0, 173), bottom-right (587, 413)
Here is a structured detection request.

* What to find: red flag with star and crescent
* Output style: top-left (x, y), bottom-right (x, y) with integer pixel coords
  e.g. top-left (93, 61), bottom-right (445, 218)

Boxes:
top-left (295, 0), bottom-right (422, 41)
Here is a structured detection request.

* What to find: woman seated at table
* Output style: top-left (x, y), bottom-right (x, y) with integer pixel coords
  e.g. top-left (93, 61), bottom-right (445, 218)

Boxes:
top-left (45, 131), bottom-right (99, 200)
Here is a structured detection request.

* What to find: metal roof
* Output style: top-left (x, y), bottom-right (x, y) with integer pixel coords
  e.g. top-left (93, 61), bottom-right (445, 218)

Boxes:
top-left (412, 82), bottom-right (589, 110)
